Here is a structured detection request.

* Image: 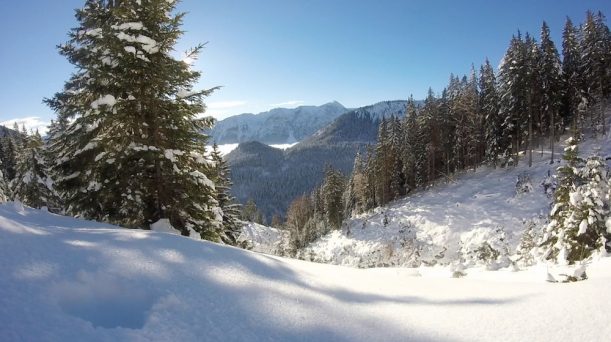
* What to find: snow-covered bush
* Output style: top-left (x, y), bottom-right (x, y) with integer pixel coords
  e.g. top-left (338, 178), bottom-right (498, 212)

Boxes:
top-left (541, 170), bottom-right (557, 198)
top-left (515, 220), bottom-right (540, 267)
top-left (515, 172), bottom-right (534, 195)
top-left (459, 226), bottom-right (510, 269)
top-left (238, 222), bottom-right (288, 255)
top-left (450, 262), bottom-right (467, 278)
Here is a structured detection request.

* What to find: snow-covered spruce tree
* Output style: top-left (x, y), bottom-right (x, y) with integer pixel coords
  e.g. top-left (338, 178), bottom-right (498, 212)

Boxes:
top-left (571, 156), bottom-right (610, 253)
top-left (388, 117), bottom-right (405, 200)
top-left (581, 11), bottom-right (610, 135)
top-left (10, 131), bottom-right (59, 209)
top-left (210, 144), bottom-right (241, 245)
top-left (374, 118), bottom-right (392, 205)
top-left (1, 135), bottom-right (18, 181)
top-left (480, 59), bottom-right (502, 168)
top-left (463, 68), bottom-right (482, 171)
top-left (401, 96), bottom-right (419, 192)
top-left (0, 162), bottom-right (9, 202)
top-left (46, 0), bottom-right (222, 238)
top-left (322, 166), bottom-right (346, 231)
top-left (345, 151), bottom-right (367, 216)
top-left (541, 137), bottom-right (585, 264)
top-left (498, 33), bottom-right (528, 166)
top-left (561, 17), bottom-right (583, 132)
top-left (415, 90), bottom-right (435, 185)
top-left (438, 88), bottom-right (456, 178)
top-left (240, 199), bottom-right (264, 225)
top-left (539, 22), bottom-right (563, 164)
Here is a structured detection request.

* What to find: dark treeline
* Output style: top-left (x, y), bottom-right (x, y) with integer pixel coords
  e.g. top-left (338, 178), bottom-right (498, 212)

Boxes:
top-left (284, 166), bottom-right (346, 256)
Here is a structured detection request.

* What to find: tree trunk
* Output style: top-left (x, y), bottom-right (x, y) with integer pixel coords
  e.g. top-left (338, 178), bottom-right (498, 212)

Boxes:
top-left (600, 81), bottom-right (606, 135)
top-left (550, 109), bottom-right (555, 164)
top-left (528, 111), bottom-right (533, 167)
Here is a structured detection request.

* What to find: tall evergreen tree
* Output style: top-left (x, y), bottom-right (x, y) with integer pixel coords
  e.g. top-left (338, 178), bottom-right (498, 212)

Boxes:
top-left (543, 144), bottom-right (610, 264)
top-left (499, 33), bottom-right (528, 166)
top-left (524, 33), bottom-right (542, 167)
top-left (0, 161), bottom-right (9, 202)
top-left (480, 59), bottom-right (503, 167)
top-left (581, 11), bottom-right (611, 135)
top-left (373, 118), bottom-right (396, 205)
top-left (438, 88), bottom-right (456, 177)
top-left (241, 198), bottom-right (264, 224)
top-left (210, 144), bottom-right (241, 245)
top-left (539, 22), bottom-right (563, 164)
top-left (388, 117), bottom-right (405, 200)
top-left (46, 0), bottom-right (222, 238)
top-left (10, 132), bottom-right (59, 209)
top-left (401, 96), bottom-right (419, 192)
top-left (0, 137), bottom-right (17, 181)
top-left (345, 151), bottom-right (367, 216)
top-left (463, 68), bottom-right (482, 170)
top-left (322, 166), bottom-right (346, 231)
top-left (363, 145), bottom-right (378, 210)
top-left (573, 156), bottom-right (610, 251)
top-left (561, 17), bottom-right (584, 133)
top-left (541, 137), bottom-right (582, 263)
top-left (412, 88), bottom-right (441, 183)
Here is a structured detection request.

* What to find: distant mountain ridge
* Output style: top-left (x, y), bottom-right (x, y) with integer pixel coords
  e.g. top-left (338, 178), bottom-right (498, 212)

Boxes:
top-left (226, 100), bottom-right (410, 221)
top-left (0, 125), bottom-right (19, 139)
top-left (208, 101), bottom-right (349, 145)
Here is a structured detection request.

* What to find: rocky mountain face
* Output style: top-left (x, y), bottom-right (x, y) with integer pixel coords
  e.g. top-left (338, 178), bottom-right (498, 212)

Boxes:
top-left (0, 125), bottom-right (19, 138)
top-left (208, 101), bottom-right (348, 145)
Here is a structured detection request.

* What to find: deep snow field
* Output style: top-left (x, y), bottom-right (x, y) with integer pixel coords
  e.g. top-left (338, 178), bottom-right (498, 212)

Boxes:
top-left (1, 202), bottom-right (610, 342)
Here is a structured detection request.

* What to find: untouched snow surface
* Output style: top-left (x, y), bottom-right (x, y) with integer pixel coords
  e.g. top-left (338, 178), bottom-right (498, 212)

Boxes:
top-left (1, 203), bottom-right (611, 341)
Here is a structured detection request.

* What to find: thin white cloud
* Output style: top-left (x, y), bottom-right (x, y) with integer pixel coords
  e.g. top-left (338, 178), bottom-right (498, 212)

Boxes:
top-left (204, 100), bottom-right (248, 120)
top-left (201, 111), bottom-right (231, 121)
top-left (207, 101), bottom-right (247, 110)
top-left (270, 100), bottom-right (304, 108)
top-left (0, 117), bottom-right (50, 136)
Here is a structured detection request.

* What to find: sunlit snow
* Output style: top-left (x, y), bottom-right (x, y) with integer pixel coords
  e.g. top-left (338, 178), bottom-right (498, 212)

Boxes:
top-left (0, 204), bottom-right (610, 341)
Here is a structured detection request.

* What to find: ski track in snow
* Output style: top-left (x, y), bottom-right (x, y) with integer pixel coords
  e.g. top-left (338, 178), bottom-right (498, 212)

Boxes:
top-left (1, 203), bottom-right (611, 341)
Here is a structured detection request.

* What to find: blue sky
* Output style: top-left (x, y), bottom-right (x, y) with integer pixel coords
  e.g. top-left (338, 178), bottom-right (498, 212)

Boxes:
top-left (0, 0), bottom-right (609, 133)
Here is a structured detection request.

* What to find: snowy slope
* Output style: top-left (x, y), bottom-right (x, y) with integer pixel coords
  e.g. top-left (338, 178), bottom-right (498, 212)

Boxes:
top-left (238, 221), bottom-right (288, 255)
top-left (1, 202), bottom-right (610, 342)
top-left (301, 124), bottom-right (611, 268)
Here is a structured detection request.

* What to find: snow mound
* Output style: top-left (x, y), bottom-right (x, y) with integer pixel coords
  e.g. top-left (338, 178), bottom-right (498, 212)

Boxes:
top-left (150, 218), bottom-right (181, 235)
